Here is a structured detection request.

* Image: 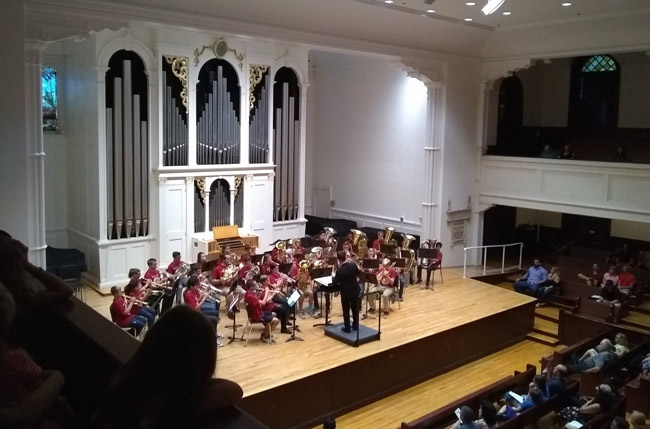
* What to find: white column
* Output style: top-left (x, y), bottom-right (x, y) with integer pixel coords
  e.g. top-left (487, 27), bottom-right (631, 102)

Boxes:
top-left (97, 65), bottom-right (109, 241)
top-left (229, 188), bottom-right (236, 226)
top-left (421, 81), bottom-right (444, 242)
top-left (298, 83), bottom-right (309, 221)
top-left (240, 79), bottom-right (250, 164)
top-left (185, 176), bottom-right (195, 255)
top-left (25, 41), bottom-right (47, 267)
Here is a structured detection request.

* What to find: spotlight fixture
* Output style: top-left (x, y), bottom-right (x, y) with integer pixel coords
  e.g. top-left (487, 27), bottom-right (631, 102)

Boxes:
top-left (466, 2), bottom-right (476, 5)
top-left (426, 9), bottom-right (435, 13)
top-left (562, 2), bottom-right (572, 6)
top-left (502, 11), bottom-right (511, 15)
top-left (464, 18), bottom-right (473, 21)
top-left (481, 0), bottom-right (506, 15)
top-left (385, 0), bottom-right (394, 3)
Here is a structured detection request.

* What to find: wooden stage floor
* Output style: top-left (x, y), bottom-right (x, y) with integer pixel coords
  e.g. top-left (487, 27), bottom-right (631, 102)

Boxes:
top-left (85, 267), bottom-right (536, 428)
top-left (221, 268), bottom-right (536, 428)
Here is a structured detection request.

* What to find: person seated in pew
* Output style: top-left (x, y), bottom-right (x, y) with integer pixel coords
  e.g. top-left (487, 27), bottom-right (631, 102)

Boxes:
top-left (598, 280), bottom-right (624, 320)
top-left (603, 266), bottom-right (620, 287)
top-left (631, 411), bottom-right (650, 429)
top-left (532, 374), bottom-right (550, 401)
top-left (451, 406), bottom-right (480, 429)
top-left (579, 383), bottom-right (616, 418)
top-left (498, 386), bottom-right (544, 418)
top-left (536, 266), bottom-right (561, 308)
top-left (618, 265), bottom-right (637, 295)
top-left (578, 263), bottom-right (604, 287)
top-left (612, 416), bottom-right (630, 429)
top-left (543, 364), bottom-right (569, 396)
top-left (580, 333), bottom-right (629, 363)
top-left (513, 258), bottom-right (548, 296)
top-left (567, 339), bottom-right (617, 374)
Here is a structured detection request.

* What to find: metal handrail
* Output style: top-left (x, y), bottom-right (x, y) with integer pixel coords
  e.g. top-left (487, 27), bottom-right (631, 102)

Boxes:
top-left (463, 242), bottom-right (524, 278)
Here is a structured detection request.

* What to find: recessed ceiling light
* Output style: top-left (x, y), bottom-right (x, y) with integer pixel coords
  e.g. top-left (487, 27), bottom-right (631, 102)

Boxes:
top-left (384, 0), bottom-right (393, 4)
top-left (502, 11), bottom-right (511, 15)
top-left (426, 9), bottom-right (435, 13)
top-left (464, 18), bottom-right (473, 21)
top-left (466, 2), bottom-right (476, 5)
top-left (562, 2), bottom-right (572, 6)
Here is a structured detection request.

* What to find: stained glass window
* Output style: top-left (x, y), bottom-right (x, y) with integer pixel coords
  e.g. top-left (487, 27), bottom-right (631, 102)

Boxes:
top-left (582, 55), bottom-right (617, 72)
top-left (42, 65), bottom-right (58, 132)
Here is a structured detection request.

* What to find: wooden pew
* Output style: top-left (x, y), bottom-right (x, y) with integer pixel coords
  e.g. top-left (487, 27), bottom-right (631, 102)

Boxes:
top-left (498, 381), bottom-right (579, 429)
top-left (625, 376), bottom-right (650, 414)
top-left (400, 365), bottom-right (537, 429)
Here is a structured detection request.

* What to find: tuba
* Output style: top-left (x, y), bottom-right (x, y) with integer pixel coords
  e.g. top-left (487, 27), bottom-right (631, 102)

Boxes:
top-left (400, 233), bottom-right (417, 272)
top-left (350, 229), bottom-right (368, 259)
top-left (383, 227), bottom-right (397, 245)
top-left (275, 241), bottom-right (286, 261)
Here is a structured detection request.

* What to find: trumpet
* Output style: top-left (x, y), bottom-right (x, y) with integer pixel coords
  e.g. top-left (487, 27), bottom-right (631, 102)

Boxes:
top-left (198, 282), bottom-right (222, 303)
top-left (125, 295), bottom-right (148, 306)
top-left (377, 262), bottom-right (396, 286)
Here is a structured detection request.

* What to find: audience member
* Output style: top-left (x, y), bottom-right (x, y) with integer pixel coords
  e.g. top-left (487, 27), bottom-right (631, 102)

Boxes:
top-left (578, 263), bottom-right (604, 287)
top-left (618, 265), bottom-right (637, 294)
top-left (614, 333), bottom-right (629, 358)
top-left (567, 339), bottom-right (617, 374)
top-left (532, 374), bottom-right (550, 400)
top-left (0, 283), bottom-right (77, 428)
top-left (452, 406), bottom-right (479, 429)
top-left (499, 386), bottom-right (543, 417)
top-left (323, 416), bottom-right (337, 429)
top-left (614, 146), bottom-right (629, 162)
top-left (603, 266), bottom-right (620, 287)
top-left (513, 258), bottom-right (548, 296)
top-left (579, 384), bottom-right (616, 418)
top-left (558, 144), bottom-right (576, 160)
top-left (631, 411), bottom-right (649, 429)
top-left (540, 144), bottom-right (557, 159)
top-left (476, 400), bottom-right (498, 429)
top-left (0, 236), bottom-right (73, 344)
top-left (611, 416), bottom-right (630, 429)
top-left (546, 364), bottom-right (568, 396)
top-left (95, 306), bottom-right (243, 429)
top-left (599, 280), bottom-right (623, 319)
top-left (536, 266), bottom-right (560, 307)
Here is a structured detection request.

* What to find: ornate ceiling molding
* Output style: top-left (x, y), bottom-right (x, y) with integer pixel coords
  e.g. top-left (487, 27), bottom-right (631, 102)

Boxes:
top-left (480, 58), bottom-right (536, 88)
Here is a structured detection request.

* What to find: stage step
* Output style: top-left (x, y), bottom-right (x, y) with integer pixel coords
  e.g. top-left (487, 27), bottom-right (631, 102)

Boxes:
top-left (630, 301), bottom-right (650, 316)
top-left (535, 306), bottom-right (560, 322)
top-left (533, 318), bottom-right (559, 339)
top-left (527, 331), bottom-right (560, 346)
top-left (619, 310), bottom-right (650, 332)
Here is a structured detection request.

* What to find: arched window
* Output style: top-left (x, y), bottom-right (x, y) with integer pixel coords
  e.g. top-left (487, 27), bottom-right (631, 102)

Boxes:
top-left (42, 65), bottom-right (58, 132)
top-left (569, 54), bottom-right (620, 131)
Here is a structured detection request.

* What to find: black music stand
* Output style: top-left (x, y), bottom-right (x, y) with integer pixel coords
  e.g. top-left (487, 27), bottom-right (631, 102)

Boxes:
top-left (327, 257), bottom-right (337, 266)
top-left (251, 254), bottom-right (264, 265)
top-left (417, 247), bottom-right (438, 287)
top-left (311, 270), bottom-right (334, 327)
top-left (227, 296), bottom-right (245, 344)
top-left (359, 271), bottom-right (378, 320)
top-left (380, 244), bottom-right (397, 256)
top-left (279, 262), bottom-right (293, 275)
top-left (285, 290), bottom-right (304, 343)
top-left (323, 289), bottom-right (381, 347)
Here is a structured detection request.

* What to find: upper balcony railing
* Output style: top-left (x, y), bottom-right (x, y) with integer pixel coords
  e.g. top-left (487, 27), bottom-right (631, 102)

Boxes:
top-left (463, 242), bottom-right (524, 278)
top-left (479, 156), bottom-right (650, 224)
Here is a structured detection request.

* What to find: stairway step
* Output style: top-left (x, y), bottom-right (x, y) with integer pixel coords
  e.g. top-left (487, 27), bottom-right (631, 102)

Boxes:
top-left (527, 331), bottom-right (560, 346)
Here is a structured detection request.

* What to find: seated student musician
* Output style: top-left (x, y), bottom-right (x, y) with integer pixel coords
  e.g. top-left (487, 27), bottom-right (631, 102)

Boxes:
top-left (578, 263), bottom-right (604, 287)
top-left (369, 258), bottom-right (397, 318)
top-left (96, 306), bottom-right (243, 429)
top-left (372, 231), bottom-right (384, 251)
top-left (243, 279), bottom-right (279, 344)
top-left (124, 269), bottom-right (157, 325)
top-left (416, 240), bottom-right (443, 289)
top-left (183, 275), bottom-right (223, 347)
top-left (165, 251), bottom-right (184, 278)
top-left (513, 258), bottom-right (548, 295)
top-left (110, 286), bottom-right (152, 330)
top-left (258, 275), bottom-right (291, 334)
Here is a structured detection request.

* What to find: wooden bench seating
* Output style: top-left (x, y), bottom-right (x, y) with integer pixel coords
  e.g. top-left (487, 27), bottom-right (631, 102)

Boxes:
top-left (498, 381), bottom-right (579, 429)
top-left (400, 365), bottom-right (537, 429)
top-left (624, 376), bottom-right (650, 414)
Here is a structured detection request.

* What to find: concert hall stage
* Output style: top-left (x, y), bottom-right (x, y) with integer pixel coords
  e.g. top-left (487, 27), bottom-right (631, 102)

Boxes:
top-left (215, 268), bottom-right (535, 429)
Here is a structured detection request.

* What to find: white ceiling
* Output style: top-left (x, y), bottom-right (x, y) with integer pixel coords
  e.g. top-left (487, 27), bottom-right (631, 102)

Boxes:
top-left (351, 0), bottom-right (650, 30)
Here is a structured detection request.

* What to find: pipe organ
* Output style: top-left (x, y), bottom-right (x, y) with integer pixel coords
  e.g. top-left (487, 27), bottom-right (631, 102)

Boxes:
top-left (162, 57), bottom-right (188, 166)
top-left (105, 51), bottom-right (149, 240)
top-left (95, 36), bottom-right (307, 289)
top-left (249, 66), bottom-right (270, 164)
top-left (196, 60), bottom-right (241, 165)
top-left (273, 67), bottom-right (301, 222)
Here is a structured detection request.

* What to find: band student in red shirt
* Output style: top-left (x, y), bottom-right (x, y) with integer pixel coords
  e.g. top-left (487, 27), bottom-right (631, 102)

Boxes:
top-left (143, 258), bottom-right (162, 281)
top-left (166, 251), bottom-right (183, 275)
top-left (243, 279), bottom-right (279, 344)
top-left (372, 231), bottom-right (384, 251)
top-left (110, 286), bottom-right (151, 330)
top-left (183, 276), bottom-right (223, 347)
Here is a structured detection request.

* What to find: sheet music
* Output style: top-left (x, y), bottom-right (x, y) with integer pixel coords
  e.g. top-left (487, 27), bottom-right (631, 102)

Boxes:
top-left (314, 275), bottom-right (333, 286)
top-left (287, 290), bottom-right (300, 307)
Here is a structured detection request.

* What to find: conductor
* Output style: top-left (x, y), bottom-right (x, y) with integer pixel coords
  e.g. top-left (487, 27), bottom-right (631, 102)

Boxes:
top-left (333, 250), bottom-right (360, 333)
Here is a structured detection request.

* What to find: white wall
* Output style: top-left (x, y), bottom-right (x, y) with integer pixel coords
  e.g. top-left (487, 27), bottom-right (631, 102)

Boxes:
top-left (438, 57), bottom-right (482, 265)
top-left (311, 53), bottom-right (427, 234)
top-left (0, 1), bottom-right (29, 242)
top-left (44, 133), bottom-right (69, 247)
top-left (611, 219), bottom-right (650, 242)
top-left (618, 52), bottom-right (650, 128)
